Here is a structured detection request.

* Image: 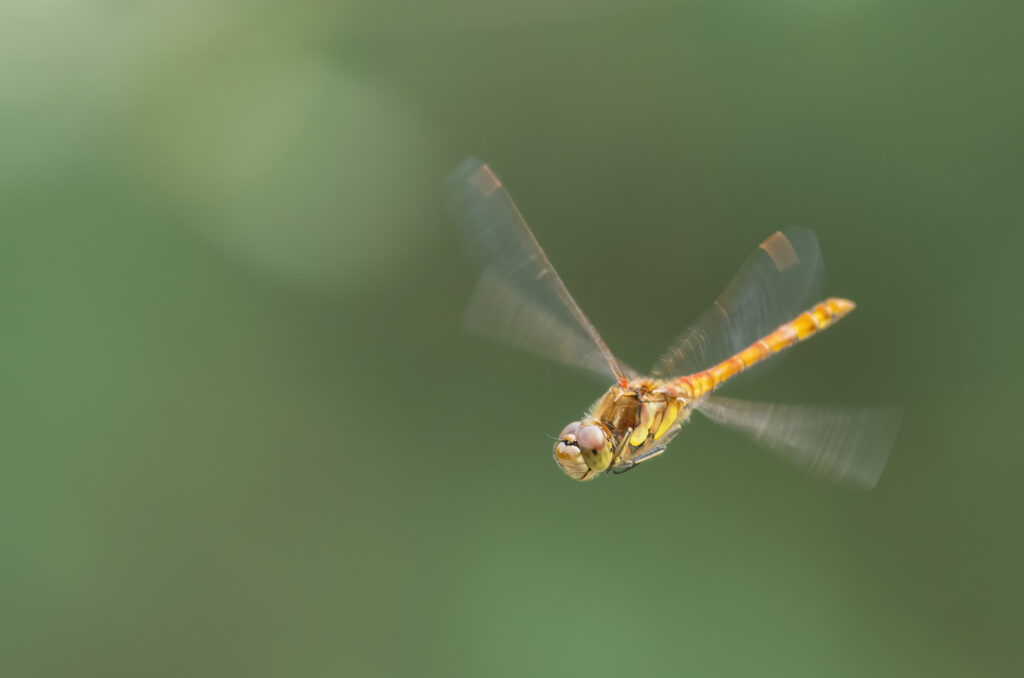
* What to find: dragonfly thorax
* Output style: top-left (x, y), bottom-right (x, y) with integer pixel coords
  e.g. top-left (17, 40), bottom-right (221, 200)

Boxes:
top-left (553, 383), bottom-right (689, 481)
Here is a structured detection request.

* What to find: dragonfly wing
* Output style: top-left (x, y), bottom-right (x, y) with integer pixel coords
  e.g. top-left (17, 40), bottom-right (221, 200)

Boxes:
top-left (696, 395), bottom-right (901, 489)
top-left (652, 229), bottom-right (825, 378)
top-left (449, 158), bottom-right (634, 382)
top-left (464, 270), bottom-right (628, 379)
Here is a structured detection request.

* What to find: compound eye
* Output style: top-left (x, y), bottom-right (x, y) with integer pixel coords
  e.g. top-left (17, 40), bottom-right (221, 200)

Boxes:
top-left (576, 425), bottom-right (606, 451)
top-left (559, 421), bottom-right (581, 440)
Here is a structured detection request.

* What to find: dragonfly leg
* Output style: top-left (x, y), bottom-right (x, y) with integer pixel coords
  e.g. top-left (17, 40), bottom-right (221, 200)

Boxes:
top-left (607, 427), bottom-right (633, 467)
top-left (609, 444), bottom-right (670, 475)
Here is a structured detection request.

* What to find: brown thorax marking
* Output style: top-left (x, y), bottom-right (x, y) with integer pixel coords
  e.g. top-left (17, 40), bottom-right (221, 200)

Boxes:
top-left (588, 382), bottom-right (683, 468)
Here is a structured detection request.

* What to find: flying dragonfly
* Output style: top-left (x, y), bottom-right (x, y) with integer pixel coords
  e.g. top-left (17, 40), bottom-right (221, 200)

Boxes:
top-left (449, 158), bottom-right (900, 487)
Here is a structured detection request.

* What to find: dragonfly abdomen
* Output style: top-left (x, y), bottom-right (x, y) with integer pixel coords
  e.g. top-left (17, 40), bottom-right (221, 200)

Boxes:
top-left (672, 298), bottom-right (856, 399)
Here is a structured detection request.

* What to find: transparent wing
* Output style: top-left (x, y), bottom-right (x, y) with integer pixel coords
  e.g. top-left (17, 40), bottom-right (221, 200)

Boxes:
top-left (449, 158), bottom-right (634, 383)
top-left (652, 229), bottom-right (825, 378)
top-left (696, 395), bottom-right (901, 489)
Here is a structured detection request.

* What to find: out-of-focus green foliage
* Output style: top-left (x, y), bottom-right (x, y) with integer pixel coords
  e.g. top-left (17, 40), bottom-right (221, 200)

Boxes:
top-left (2, 2), bottom-right (1022, 676)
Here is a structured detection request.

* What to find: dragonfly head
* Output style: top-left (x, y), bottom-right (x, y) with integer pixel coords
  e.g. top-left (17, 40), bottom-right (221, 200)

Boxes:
top-left (553, 420), bottom-right (614, 481)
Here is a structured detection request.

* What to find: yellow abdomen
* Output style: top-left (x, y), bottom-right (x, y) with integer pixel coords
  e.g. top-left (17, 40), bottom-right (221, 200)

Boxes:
top-left (672, 298), bottom-right (855, 399)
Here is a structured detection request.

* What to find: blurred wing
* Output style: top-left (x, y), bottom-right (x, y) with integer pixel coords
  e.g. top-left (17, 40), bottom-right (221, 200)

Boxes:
top-left (449, 158), bottom-right (634, 383)
top-left (696, 395), bottom-right (901, 489)
top-left (652, 228), bottom-right (824, 378)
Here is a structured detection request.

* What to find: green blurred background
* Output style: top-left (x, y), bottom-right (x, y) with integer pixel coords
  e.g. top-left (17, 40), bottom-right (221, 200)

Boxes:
top-left (3, 1), bottom-right (1022, 676)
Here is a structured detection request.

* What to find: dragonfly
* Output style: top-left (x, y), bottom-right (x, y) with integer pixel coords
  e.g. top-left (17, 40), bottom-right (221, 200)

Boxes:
top-left (449, 158), bottom-right (900, 488)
